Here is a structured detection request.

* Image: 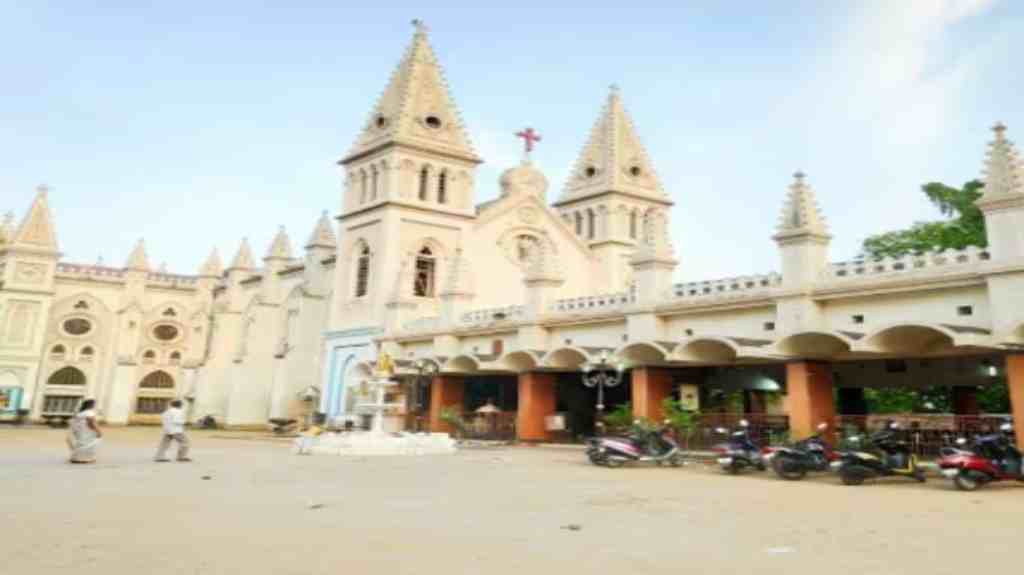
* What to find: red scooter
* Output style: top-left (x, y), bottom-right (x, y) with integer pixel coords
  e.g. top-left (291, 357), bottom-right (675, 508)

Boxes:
top-left (938, 422), bottom-right (1024, 491)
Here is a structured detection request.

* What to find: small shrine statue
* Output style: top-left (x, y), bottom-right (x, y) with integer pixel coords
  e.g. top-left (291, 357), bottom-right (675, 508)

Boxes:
top-left (375, 352), bottom-right (395, 377)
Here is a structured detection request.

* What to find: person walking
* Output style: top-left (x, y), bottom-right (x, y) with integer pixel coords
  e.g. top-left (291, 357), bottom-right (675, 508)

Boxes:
top-left (154, 399), bottom-right (192, 462)
top-left (67, 399), bottom-right (102, 464)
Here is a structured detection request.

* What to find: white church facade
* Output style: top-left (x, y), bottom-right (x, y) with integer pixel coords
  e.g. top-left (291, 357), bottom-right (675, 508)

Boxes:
top-left (3, 23), bottom-right (1024, 444)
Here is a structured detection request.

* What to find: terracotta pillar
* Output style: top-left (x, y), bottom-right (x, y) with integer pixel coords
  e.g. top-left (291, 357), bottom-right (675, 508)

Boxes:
top-left (786, 362), bottom-right (836, 440)
top-left (1006, 355), bottom-right (1024, 447)
top-left (428, 376), bottom-right (464, 433)
top-left (952, 386), bottom-right (980, 416)
top-left (631, 367), bottom-right (674, 422)
top-left (517, 372), bottom-right (557, 442)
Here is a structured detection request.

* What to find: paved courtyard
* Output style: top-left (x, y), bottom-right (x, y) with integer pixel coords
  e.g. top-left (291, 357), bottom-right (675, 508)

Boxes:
top-left (1, 427), bottom-right (1020, 574)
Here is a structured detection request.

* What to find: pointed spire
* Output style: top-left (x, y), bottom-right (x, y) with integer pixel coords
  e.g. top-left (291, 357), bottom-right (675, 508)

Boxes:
top-left (440, 247), bottom-right (474, 296)
top-left (341, 20), bottom-right (480, 165)
top-left (264, 226), bottom-right (293, 261)
top-left (12, 185), bottom-right (58, 251)
top-left (228, 238), bottom-right (255, 271)
top-left (305, 211), bottom-right (337, 250)
top-left (559, 86), bottom-right (668, 203)
top-left (200, 248), bottom-right (223, 277)
top-left (124, 239), bottom-right (150, 271)
top-left (981, 122), bottom-right (1024, 200)
top-left (774, 171), bottom-right (830, 239)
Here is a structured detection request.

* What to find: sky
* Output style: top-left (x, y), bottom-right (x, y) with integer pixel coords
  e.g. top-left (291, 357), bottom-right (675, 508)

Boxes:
top-left (1, 0), bottom-right (1021, 281)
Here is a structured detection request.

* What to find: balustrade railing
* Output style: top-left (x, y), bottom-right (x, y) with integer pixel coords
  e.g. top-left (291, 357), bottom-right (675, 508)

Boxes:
top-left (671, 274), bottom-right (781, 300)
top-left (827, 246), bottom-right (990, 281)
top-left (551, 291), bottom-right (634, 313)
top-left (461, 305), bottom-right (524, 326)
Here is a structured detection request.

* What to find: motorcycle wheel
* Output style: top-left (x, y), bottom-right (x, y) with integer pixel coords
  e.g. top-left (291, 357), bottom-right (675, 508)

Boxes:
top-left (773, 457), bottom-right (807, 481)
top-left (839, 465), bottom-right (868, 486)
top-left (953, 470), bottom-right (984, 492)
top-left (587, 452), bottom-right (605, 466)
top-left (668, 453), bottom-right (685, 467)
top-left (913, 469), bottom-right (927, 483)
top-left (725, 461), bottom-right (743, 475)
top-left (604, 457), bottom-right (625, 469)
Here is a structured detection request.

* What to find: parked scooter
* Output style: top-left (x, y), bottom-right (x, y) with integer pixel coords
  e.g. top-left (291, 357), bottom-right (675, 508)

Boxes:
top-left (586, 421), bottom-right (685, 468)
top-left (834, 421), bottom-right (926, 485)
top-left (764, 422), bottom-right (838, 480)
top-left (712, 419), bottom-right (766, 474)
top-left (938, 422), bottom-right (1024, 491)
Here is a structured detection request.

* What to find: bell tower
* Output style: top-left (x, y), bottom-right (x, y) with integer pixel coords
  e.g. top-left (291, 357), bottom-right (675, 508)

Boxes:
top-left (331, 21), bottom-right (483, 331)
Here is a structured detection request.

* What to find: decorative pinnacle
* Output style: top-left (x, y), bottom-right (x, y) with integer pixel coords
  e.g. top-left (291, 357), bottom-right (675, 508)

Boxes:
top-left (793, 170), bottom-right (806, 183)
top-left (993, 122), bottom-right (1007, 135)
top-left (411, 19), bottom-right (427, 34)
top-left (36, 184), bottom-right (50, 196)
top-left (609, 83), bottom-right (620, 97)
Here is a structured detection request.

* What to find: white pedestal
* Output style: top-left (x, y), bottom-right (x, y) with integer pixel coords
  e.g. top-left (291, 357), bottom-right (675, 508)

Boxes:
top-left (294, 431), bottom-right (457, 456)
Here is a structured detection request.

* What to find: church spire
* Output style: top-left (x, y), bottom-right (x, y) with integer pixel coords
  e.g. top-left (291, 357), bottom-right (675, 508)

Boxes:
top-left (12, 185), bottom-right (59, 251)
top-left (558, 85), bottom-right (669, 204)
top-left (228, 238), bottom-right (255, 271)
top-left (305, 211), bottom-right (337, 250)
top-left (124, 239), bottom-right (150, 271)
top-left (264, 226), bottom-right (293, 261)
top-left (341, 20), bottom-right (480, 165)
top-left (199, 247), bottom-right (223, 277)
top-left (774, 171), bottom-right (830, 240)
top-left (980, 122), bottom-right (1023, 200)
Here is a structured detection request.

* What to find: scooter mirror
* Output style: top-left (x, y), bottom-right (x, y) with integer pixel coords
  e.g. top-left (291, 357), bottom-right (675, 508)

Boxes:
top-left (955, 437), bottom-right (967, 445)
top-left (715, 427), bottom-right (728, 434)
top-left (739, 419), bottom-right (749, 428)
top-left (816, 422), bottom-right (828, 431)
top-left (1000, 422), bottom-right (1013, 432)
top-left (849, 436), bottom-right (861, 443)
top-left (889, 422), bottom-right (901, 430)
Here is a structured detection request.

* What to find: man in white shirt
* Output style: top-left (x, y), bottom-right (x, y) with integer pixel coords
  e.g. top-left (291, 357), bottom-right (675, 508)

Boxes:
top-left (154, 399), bottom-right (192, 462)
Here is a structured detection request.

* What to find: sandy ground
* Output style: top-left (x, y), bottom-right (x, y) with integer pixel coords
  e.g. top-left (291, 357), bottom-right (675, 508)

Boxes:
top-left (1, 427), bottom-right (1020, 575)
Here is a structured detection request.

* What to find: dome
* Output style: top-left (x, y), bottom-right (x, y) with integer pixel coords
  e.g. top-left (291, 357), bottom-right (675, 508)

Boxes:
top-left (499, 161), bottom-right (549, 199)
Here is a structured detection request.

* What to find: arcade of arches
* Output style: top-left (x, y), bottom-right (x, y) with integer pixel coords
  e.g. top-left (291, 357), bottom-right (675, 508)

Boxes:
top-left (420, 353), bottom-right (1024, 447)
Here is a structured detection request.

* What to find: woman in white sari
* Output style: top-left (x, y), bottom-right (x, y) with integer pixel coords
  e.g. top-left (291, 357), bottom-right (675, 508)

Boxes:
top-left (67, 399), bottom-right (103, 464)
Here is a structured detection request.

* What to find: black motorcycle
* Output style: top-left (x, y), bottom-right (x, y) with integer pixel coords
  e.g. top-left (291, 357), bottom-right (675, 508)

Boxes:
top-left (836, 421), bottom-right (926, 486)
top-left (712, 419), bottom-right (766, 474)
top-left (766, 422), bottom-right (837, 480)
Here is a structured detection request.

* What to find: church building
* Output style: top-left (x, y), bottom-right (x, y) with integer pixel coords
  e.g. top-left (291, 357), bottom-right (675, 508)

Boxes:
top-left (3, 22), bottom-right (1024, 446)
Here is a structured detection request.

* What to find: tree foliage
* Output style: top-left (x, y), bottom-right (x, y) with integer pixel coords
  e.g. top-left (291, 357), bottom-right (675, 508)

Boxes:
top-left (861, 180), bottom-right (986, 259)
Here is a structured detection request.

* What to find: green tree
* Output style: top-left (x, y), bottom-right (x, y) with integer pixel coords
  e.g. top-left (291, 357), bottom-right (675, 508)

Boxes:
top-left (861, 180), bottom-right (986, 258)
top-left (661, 398), bottom-right (700, 450)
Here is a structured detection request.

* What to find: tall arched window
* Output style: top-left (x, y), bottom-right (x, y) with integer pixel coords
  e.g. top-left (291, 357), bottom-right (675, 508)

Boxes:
top-left (169, 351), bottom-right (182, 365)
top-left (418, 167), bottom-right (430, 201)
top-left (50, 345), bottom-right (67, 361)
top-left (140, 370), bottom-right (175, 389)
top-left (587, 209), bottom-right (596, 240)
top-left (355, 245), bottom-right (371, 297)
top-left (47, 366), bottom-right (86, 387)
top-left (629, 210), bottom-right (638, 239)
top-left (142, 350), bottom-right (157, 364)
top-left (80, 347), bottom-right (95, 362)
top-left (359, 170), bottom-right (368, 204)
top-left (370, 165), bottom-right (379, 201)
top-left (574, 212), bottom-right (583, 236)
top-left (437, 170), bottom-right (448, 204)
top-left (413, 247), bottom-right (436, 297)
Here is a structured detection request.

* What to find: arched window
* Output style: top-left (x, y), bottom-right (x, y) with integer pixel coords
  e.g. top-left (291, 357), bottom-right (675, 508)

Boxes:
top-left (359, 170), bottom-right (368, 204)
top-left (47, 366), bottom-right (86, 387)
top-left (50, 345), bottom-right (67, 361)
top-left (418, 167), bottom-right (429, 201)
top-left (574, 212), bottom-right (583, 236)
top-left (142, 350), bottom-right (157, 364)
top-left (437, 170), bottom-right (448, 204)
top-left (413, 247), bottom-right (436, 297)
top-left (169, 351), bottom-right (182, 365)
top-left (80, 347), bottom-right (95, 362)
top-left (140, 370), bottom-right (175, 389)
top-left (587, 209), bottom-right (596, 240)
top-left (629, 210), bottom-right (638, 239)
top-left (370, 165), bottom-right (379, 201)
top-left (355, 245), bottom-right (371, 297)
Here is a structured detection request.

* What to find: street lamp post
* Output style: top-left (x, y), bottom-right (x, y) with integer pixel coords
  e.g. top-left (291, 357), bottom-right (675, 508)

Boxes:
top-left (409, 359), bottom-right (439, 431)
top-left (581, 350), bottom-right (626, 435)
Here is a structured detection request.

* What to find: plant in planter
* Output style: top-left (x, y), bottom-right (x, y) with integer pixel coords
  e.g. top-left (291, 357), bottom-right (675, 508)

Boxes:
top-left (439, 407), bottom-right (467, 438)
top-left (600, 403), bottom-right (635, 433)
top-left (662, 398), bottom-right (701, 452)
